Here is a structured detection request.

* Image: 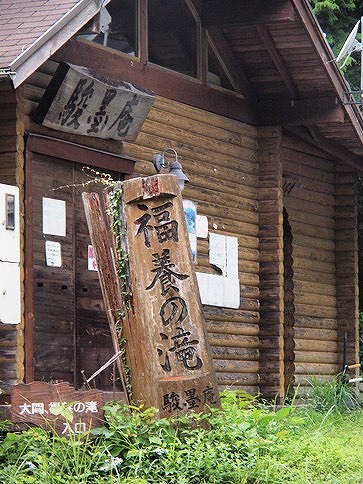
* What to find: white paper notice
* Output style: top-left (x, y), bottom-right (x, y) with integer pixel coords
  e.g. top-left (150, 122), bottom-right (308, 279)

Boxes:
top-left (209, 232), bottom-right (227, 275)
top-left (196, 215), bottom-right (208, 238)
top-left (42, 198), bottom-right (66, 237)
top-left (196, 232), bottom-right (240, 308)
top-left (196, 272), bottom-right (240, 309)
top-left (45, 241), bottom-right (62, 267)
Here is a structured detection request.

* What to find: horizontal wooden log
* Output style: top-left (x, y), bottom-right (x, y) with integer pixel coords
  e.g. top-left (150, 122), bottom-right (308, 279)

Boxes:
top-left (293, 280), bottom-right (336, 297)
top-left (288, 211), bottom-right (335, 232)
top-left (26, 68), bottom-right (54, 89)
top-left (295, 339), bottom-right (337, 352)
top-left (23, 84), bottom-right (45, 103)
top-left (292, 269), bottom-right (336, 285)
top-left (295, 350), bottom-right (337, 365)
top-left (293, 233), bottom-right (335, 251)
top-left (142, 117), bottom-right (256, 166)
top-left (213, 359), bottom-right (259, 373)
top-left (335, 239), bottom-right (357, 253)
top-left (189, 185), bottom-right (258, 213)
top-left (292, 244), bottom-right (334, 264)
top-left (204, 306), bottom-right (260, 323)
top-left (208, 334), bottom-right (259, 348)
top-left (283, 156), bottom-right (334, 183)
top-left (335, 183), bottom-right (357, 196)
top-left (183, 172), bottom-right (258, 202)
top-left (196, 200), bottom-right (258, 225)
top-left (294, 315), bottom-right (336, 330)
top-left (294, 303), bottom-right (336, 319)
top-left (145, 109), bottom-right (258, 153)
top-left (258, 199), bottom-right (282, 214)
top-left (135, 130), bottom-right (258, 178)
top-left (335, 194), bottom-right (356, 206)
top-left (281, 143), bottom-right (334, 172)
top-left (289, 196), bottom-right (335, 219)
top-left (294, 363), bottom-right (337, 375)
top-left (291, 257), bottom-right (335, 274)
top-left (217, 376), bottom-right (259, 388)
top-left (294, 291), bottom-right (336, 308)
top-left (211, 347), bottom-right (259, 361)
top-left (156, 96), bottom-right (258, 137)
top-left (206, 320), bottom-right (259, 336)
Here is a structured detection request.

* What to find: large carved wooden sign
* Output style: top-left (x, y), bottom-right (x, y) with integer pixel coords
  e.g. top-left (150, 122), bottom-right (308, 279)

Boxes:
top-left (121, 175), bottom-right (220, 417)
top-left (11, 382), bottom-right (104, 436)
top-left (34, 62), bottom-right (155, 141)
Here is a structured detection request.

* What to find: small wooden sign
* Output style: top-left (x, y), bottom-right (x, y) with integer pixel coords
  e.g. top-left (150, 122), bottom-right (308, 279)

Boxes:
top-left (34, 62), bottom-right (155, 141)
top-left (11, 382), bottom-right (104, 436)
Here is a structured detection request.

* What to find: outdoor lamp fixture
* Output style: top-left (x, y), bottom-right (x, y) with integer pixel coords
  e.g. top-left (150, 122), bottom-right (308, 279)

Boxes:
top-left (152, 148), bottom-right (189, 191)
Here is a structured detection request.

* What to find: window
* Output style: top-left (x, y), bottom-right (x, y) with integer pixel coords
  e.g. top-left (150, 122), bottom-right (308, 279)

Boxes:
top-left (105, 0), bottom-right (137, 56)
top-left (80, 0), bottom-right (137, 56)
top-left (148, 0), bottom-right (197, 77)
top-left (208, 48), bottom-right (234, 90)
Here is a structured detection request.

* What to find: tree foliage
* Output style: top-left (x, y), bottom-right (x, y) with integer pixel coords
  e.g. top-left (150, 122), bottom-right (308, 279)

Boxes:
top-left (309, 0), bottom-right (361, 90)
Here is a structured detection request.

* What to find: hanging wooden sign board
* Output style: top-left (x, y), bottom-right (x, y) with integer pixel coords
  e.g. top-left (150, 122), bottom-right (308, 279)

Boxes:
top-left (34, 62), bottom-right (155, 141)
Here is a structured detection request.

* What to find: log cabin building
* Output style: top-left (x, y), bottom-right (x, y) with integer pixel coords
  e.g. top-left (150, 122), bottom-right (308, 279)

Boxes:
top-left (0, 0), bottom-right (363, 403)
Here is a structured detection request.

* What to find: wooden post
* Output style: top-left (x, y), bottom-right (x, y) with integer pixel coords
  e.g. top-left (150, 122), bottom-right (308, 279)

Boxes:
top-left (83, 174), bottom-right (220, 417)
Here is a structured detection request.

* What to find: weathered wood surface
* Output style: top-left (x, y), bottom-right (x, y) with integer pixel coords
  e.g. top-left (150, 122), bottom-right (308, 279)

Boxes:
top-left (11, 381), bottom-right (104, 436)
top-left (282, 135), bottom-right (339, 389)
top-left (82, 191), bottom-right (130, 402)
top-left (23, 59), bottom-right (260, 395)
top-left (335, 163), bottom-right (359, 369)
top-left (258, 126), bottom-right (284, 397)
top-left (117, 174), bottom-right (220, 416)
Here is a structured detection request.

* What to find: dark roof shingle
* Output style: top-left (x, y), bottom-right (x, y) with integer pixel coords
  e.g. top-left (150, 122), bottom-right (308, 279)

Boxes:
top-left (0, 0), bottom-right (81, 66)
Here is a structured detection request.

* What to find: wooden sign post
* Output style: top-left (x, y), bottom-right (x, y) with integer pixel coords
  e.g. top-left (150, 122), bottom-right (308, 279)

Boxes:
top-left (122, 175), bottom-right (220, 416)
top-left (11, 382), bottom-right (104, 436)
top-left (83, 174), bottom-right (220, 417)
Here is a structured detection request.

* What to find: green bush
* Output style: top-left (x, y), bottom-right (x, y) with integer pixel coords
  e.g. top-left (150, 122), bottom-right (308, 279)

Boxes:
top-left (0, 389), bottom-right (362, 483)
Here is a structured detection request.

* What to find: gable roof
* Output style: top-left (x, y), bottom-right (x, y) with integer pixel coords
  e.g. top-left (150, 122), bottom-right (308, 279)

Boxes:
top-left (0, 0), bottom-right (109, 88)
top-left (0, 0), bottom-right (362, 163)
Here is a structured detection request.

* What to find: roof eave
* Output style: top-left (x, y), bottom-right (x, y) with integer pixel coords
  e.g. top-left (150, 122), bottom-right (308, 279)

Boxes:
top-left (8, 0), bottom-right (111, 88)
top-left (292, 0), bottom-right (363, 148)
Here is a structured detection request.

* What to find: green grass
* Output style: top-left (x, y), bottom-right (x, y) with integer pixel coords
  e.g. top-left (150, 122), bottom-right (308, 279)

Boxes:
top-left (252, 408), bottom-right (363, 483)
top-left (0, 386), bottom-right (362, 483)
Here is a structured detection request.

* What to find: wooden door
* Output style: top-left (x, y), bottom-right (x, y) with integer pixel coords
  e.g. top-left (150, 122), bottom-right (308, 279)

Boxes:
top-left (29, 152), bottom-right (122, 390)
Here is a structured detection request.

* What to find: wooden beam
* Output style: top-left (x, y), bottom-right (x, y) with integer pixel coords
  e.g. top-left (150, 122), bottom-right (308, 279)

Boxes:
top-left (202, 0), bottom-right (295, 26)
top-left (256, 24), bottom-right (298, 99)
top-left (185, 0), bottom-right (204, 80)
top-left (206, 26), bottom-right (254, 99)
top-left (285, 126), bottom-right (363, 171)
top-left (24, 146), bottom-right (34, 383)
top-left (258, 96), bottom-right (345, 126)
top-left (26, 133), bottom-right (136, 174)
top-left (138, 0), bottom-right (148, 64)
top-left (53, 38), bottom-right (256, 124)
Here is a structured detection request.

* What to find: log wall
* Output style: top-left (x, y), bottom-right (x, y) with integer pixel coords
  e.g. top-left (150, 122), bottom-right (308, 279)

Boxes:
top-left (257, 126), bottom-right (284, 397)
top-left (22, 59), bottom-right (260, 394)
top-left (0, 78), bottom-right (25, 398)
top-left (2, 54), bottom-right (359, 399)
top-left (335, 163), bottom-right (359, 370)
top-left (282, 134), bottom-right (338, 390)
